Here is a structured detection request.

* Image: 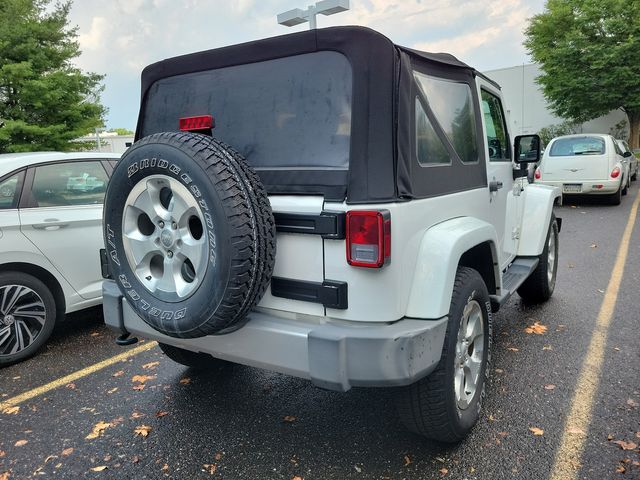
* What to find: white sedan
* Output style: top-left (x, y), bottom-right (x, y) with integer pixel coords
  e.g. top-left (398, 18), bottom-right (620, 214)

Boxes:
top-left (0, 151), bottom-right (120, 366)
top-left (534, 133), bottom-right (631, 205)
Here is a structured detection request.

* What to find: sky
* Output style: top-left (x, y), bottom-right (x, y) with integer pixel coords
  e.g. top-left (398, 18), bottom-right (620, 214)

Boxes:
top-left (67, 0), bottom-right (547, 130)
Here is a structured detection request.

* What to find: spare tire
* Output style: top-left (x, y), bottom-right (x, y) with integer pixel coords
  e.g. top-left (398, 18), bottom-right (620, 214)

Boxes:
top-left (104, 132), bottom-right (275, 338)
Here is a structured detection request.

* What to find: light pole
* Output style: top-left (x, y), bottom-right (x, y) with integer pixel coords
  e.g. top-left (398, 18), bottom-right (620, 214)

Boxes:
top-left (277, 0), bottom-right (350, 30)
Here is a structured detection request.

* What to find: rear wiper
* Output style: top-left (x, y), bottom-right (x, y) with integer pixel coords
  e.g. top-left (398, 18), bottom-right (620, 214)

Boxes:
top-left (574, 150), bottom-right (602, 155)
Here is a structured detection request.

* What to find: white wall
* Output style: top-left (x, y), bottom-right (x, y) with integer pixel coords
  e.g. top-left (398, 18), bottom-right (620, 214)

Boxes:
top-left (483, 64), bottom-right (627, 139)
top-left (76, 134), bottom-right (134, 153)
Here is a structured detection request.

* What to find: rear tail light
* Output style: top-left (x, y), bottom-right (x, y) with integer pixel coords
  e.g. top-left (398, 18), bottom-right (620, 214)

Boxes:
top-left (610, 166), bottom-right (621, 178)
top-left (179, 115), bottom-right (215, 132)
top-left (534, 167), bottom-right (541, 180)
top-left (346, 210), bottom-right (391, 268)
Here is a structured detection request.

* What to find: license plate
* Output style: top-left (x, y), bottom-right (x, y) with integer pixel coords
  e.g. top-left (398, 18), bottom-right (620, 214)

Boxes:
top-left (563, 184), bottom-right (582, 193)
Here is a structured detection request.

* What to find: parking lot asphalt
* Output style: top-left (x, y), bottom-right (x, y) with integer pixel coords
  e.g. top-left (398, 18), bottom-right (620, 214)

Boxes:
top-left (1, 187), bottom-right (639, 480)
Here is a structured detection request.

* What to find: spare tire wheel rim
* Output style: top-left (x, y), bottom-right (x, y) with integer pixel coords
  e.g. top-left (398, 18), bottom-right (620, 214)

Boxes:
top-left (122, 174), bottom-right (209, 300)
top-left (454, 298), bottom-right (485, 410)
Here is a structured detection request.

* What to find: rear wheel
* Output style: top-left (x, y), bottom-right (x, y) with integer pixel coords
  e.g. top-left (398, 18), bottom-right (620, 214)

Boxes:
top-left (159, 343), bottom-right (230, 370)
top-left (0, 272), bottom-right (56, 367)
top-left (517, 214), bottom-right (558, 303)
top-left (608, 185), bottom-right (622, 205)
top-left (394, 267), bottom-right (492, 442)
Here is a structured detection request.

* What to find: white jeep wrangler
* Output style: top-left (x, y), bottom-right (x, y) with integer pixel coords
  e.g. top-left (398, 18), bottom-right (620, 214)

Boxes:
top-left (102, 26), bottom-right (561, 442)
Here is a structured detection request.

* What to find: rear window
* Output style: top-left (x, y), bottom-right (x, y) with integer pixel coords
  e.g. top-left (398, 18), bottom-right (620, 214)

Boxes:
top-left (141, 51), bottom-right (352, 170)
top-left (549, 137), bottom-right (606, 156)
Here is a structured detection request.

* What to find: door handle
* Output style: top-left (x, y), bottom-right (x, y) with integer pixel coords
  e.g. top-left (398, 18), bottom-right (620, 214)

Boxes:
top-left (32, 218), bottom-right (69, 230)
top-left (489, 180), bottom-right (504, 192)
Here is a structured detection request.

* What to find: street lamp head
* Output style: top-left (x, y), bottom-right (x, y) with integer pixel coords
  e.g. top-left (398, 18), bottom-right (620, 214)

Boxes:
top-left (277, 8), bottom-right (308, 27)
top-left (316, 0), bottom-right (350, 15)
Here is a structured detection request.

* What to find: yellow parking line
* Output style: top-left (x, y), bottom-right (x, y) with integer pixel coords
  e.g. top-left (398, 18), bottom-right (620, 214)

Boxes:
top-left (0, 341), bottom-right (157, 411)
top-left (550, 189), bottom-right (640, 479)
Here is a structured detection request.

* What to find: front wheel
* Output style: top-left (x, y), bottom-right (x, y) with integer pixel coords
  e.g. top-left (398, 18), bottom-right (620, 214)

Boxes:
top-left (0, 272), bottom-right (57, 367)
top-left (394, 267), bottom-right (492, 442)
top-left (517, 214), bottom-right (559, 303)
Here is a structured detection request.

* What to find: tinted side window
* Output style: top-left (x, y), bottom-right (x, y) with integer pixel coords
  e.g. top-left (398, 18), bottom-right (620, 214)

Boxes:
top-left (0, 172), bottom-right (24, 210)
top-left (481, 90), bottom-right (510, 161)
top-left (415, 98), bottom-right (451, 165)
top-left (31, 161), bottom-right (109, 207)
top-left (414, 72), bottom-right (479, 164)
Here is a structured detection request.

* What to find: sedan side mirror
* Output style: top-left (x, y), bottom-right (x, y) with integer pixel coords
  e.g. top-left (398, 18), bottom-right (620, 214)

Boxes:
top-left (514, 134), bottom-right (541, 163)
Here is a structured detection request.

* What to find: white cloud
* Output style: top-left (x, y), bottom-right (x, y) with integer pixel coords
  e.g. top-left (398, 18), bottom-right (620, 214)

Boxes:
top-left (78, 16), bottom-right (108, 51)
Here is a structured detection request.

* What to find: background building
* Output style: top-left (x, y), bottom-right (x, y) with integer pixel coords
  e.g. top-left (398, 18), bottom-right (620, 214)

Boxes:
top-left (76, 131), bottom-right (134, 153)
top-left (483, 64), bottom-right (627, 140)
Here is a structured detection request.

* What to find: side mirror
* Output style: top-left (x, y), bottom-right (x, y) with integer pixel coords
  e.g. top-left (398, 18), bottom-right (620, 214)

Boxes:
top-left (514, 134), bottom-right (541, 163)
top-left (623, 151), bottom-right (632, 158)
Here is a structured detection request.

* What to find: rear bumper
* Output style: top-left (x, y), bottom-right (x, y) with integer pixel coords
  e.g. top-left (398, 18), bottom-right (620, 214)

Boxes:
top-left (102, 280), bottom-right (448, 392)
top-left (537, 179), bottom-right (621, 194)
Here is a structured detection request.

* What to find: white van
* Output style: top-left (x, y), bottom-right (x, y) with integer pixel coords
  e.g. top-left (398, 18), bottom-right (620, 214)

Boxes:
top-left (534, 134), bottom-right (631, 204)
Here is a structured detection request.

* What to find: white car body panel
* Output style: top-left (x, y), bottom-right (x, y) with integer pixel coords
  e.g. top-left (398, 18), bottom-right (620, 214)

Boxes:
top-left (405, 216), bottom-right (499, 319)
top-left (518, 184), bottom-right (562, 256)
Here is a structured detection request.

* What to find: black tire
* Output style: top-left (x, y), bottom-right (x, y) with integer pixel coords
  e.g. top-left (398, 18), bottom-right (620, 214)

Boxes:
top-left (159, 343), bottom-right (230, 370)
top-left (0, 272), bottom-right (57, 367)
top-left (103, 132), bottom-right (276, 338)
top-left (622, 175), bottom-right (628, 196)
top-left (632, 168), bottom-right (637, 181)
top-left (395, 267), bottom-right (492, 442)
top-left (608, 185), bottom-right (622, 205)
top-left (517, 214), bottom-right (558, 303)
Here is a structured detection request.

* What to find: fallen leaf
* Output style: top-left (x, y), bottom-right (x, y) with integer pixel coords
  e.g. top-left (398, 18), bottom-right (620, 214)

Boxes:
top-left (2, 406), bottom-right (19, 415)
top-left (543, 345), bottom-right (553, 351)
top-left (470, 466), bottom-right (476, 473)
top-left (627, 399), bottom-right (639, 408)
top-left (439, 467), bottom-right (448, 476)
top-left (214, 452), bottom-right (222, 461)
top-left (130, 412), bottom-right (144, 419)
top-left (613, 347), bottom-right (620, 351)
top-left (134, 425), bottom-right (152, 438)
top-left (403, 455), bottom-right (412, 466)
top-left (544, 384), bottom-right (556, 390)
top-left (590, 244), bottom-right (597, 248)
top-left (636, 432), bottom-right (640, 439)
top-left (86, 421), bottom-right (112, 440)
top-left (89, 466), bottom-right (108, 472)
top-left (524, 321), bottom-right (548, 335)
top-left (131, 374), bottom-right (155, 383)
top-left (203, 464), bottom-right (217, 474)
top-left (107, 387), bottom-right (118, 394)
top-left (495, 368), bottom-right (504, 374)
top-left (132, 385), bottom-right (145, 391)
top-left (488, 414), bottom-right (497, 421)
top-left (62, 448), bottom-right (74, 456)
top-left (616, 465), bottom-right (626, 474)
top-left (498, 431), bottom-right (508, 437)
top-left (179, 377), bottom-right (191, 385)
top-left (66, 383), bottom-right (76, 389)
top-left (143, 361), bottom-right (160, 370)
top-left (507, 347), bottom-right (519, 352)
top-left (162, 464), bottom-right (169, 472)
top-left (568, 263), bottom-right (575, 268)
top-left (529, 427), bottom-right (544, 436)
top-left (612, 440), bottom-right (637, 451)
top-left (132, 456), bottom-right (141, 464)
top-left (0, 473), bottom-right (9, 480)
top-left (0, 450), bottom-right (4, 457)
top-left (292, 477), bottom-right (303, 480)
top-left (597, 289), bottom-right (605, 294)
top-left (283, 415), bottom-right (296, 422)
top-left (567, 427), bottom-right (585, 435)
top-left (608, 434), bottom-right (615, 441)
top-left (14, 440), bottom-right (28, 447)
top-left (155, 410), bottom-right (169, 418)
top-left (112, 370), bottom-right (124, 377)
top-left (90, 332), bottom-right (100, 337)
top-left (44, 455), bottom-right (58, 463)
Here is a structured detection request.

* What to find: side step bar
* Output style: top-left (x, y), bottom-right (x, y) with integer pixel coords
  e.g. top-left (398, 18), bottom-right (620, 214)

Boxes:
top-left (489, 257), bottom-right (539, 311)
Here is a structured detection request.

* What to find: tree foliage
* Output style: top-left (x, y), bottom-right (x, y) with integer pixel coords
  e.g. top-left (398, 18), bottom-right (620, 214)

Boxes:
top-left (524, 0), bottom-right (640, 147)
top-left (108, 128), bottom-right (134, 136)
top-left (537, 120), bottom-right (580, 147)
top-left (0, 0), bottom-right (106, 153)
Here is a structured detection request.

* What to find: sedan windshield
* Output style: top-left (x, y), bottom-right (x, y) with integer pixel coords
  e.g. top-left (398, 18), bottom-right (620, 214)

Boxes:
top-left (549, 137), bottom-right (605, 156)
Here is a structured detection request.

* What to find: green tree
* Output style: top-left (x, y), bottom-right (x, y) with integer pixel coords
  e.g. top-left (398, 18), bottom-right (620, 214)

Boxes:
top-left (0, 0), bottom-right (106, 153)
top-left (108, 128), bottom-right (134, 136)
top-left (524, 0), bottom-right (640, 148)
top-left (537, 120), bottom-right (580, 147)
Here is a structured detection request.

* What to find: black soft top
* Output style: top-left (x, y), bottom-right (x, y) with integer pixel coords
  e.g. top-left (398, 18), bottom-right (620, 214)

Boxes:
top-left (137, 26), bottom-right (492, 203)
